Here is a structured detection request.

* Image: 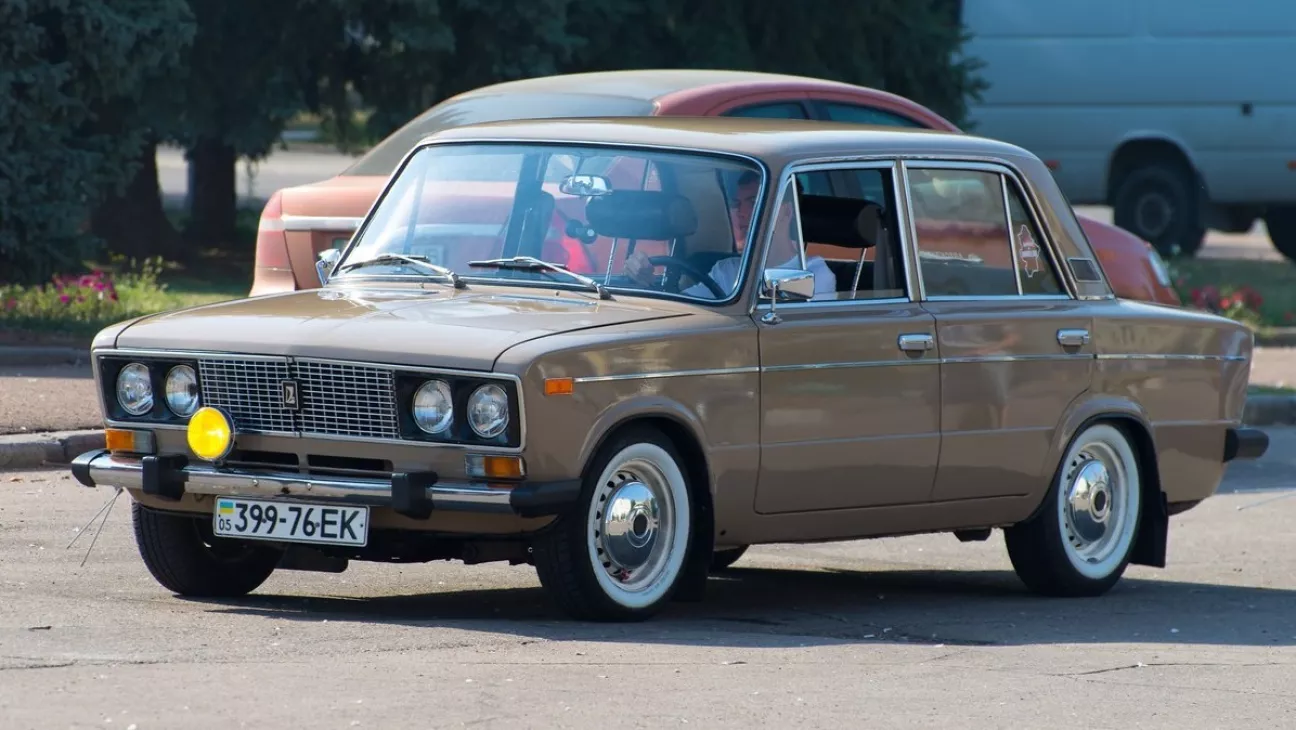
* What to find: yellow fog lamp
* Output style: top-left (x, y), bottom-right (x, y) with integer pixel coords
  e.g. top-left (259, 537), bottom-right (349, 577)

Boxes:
top-left (186, 406), bottom-right (235, 462)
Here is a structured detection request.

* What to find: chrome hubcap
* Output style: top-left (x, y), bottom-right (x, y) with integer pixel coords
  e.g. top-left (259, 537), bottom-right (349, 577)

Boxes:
top-left (590, 460), bottom-right (674, 592)
top-left (1061, 443), bottom-right (1126, 565)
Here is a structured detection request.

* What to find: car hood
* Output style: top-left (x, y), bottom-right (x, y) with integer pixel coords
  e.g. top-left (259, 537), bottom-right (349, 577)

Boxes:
top-left (111, 286), bottom-right (691, 371)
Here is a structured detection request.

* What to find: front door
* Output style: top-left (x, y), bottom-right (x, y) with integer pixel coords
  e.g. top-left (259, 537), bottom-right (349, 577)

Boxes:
top-left (901, 162), bottom-right (1095, 502)
top-left (753, 164), bottom-right (942, 514)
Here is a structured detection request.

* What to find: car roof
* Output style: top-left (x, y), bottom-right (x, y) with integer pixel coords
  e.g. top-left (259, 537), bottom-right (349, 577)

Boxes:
top-left (416, 115), bottom-right (1037, 170)
top-left (447, 69), bottom-right (867, 103)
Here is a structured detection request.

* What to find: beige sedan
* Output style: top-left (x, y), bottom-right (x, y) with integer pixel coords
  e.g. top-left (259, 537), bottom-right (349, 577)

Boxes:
top-left (72, 117), bottom-right (1268, 621)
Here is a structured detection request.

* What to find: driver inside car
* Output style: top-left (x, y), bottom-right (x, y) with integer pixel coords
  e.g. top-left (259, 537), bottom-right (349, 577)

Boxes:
top-left (623, 171), bottom-right (836, 299)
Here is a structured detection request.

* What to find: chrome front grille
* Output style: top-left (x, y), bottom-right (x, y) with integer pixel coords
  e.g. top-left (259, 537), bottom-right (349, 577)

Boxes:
top-left (296, 360), bottom-right (399, 439)
top-left (197, 358), bottom-right (296, 434)
top-left (197, 357), bottom-right (398, 439)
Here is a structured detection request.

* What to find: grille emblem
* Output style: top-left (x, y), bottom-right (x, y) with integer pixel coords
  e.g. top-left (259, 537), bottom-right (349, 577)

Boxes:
top-left (281, 380), bottom-right (301, 411)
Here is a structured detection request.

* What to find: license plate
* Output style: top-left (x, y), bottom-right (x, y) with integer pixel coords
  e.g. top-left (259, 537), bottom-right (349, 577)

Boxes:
top-left (213, 497), bottom-right (368, 547)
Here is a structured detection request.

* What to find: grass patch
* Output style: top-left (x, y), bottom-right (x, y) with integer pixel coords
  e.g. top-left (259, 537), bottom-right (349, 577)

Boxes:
top-left (1249, 384), bottom-right (1296, 396)
top-left (1168, 257), bottom-right (1296, 328)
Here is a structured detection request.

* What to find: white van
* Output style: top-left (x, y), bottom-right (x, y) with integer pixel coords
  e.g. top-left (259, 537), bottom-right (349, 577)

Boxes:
top-left (958, 0), bottom-right (1296, 260)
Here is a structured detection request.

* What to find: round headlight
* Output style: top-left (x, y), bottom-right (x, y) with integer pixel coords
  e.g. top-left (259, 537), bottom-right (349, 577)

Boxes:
top-left (116, 363), bottom-right (153, 416)
top-left (165, 365), bottom-right (200, 416)
top-left (467, 383), bottom-right (509, 439)
top-left (413, 380), bottom-right (454, 434)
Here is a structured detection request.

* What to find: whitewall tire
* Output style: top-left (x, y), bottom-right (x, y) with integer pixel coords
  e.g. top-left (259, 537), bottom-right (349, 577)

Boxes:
top-left (1005, 422), bottom-right (1144, 597)
top-left (533, 426), bottom-right (694, 621)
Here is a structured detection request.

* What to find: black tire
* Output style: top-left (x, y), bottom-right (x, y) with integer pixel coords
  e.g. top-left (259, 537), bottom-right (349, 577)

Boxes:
top-left (132, 502), bottom-right (282, 597)
top-left (709, 545), bottom-right (748, 571)
top-left (532, 426), bottom-right (695, 621)
top-left (1112, 161), bottom-right (1206, 258)
top-left (1264, 206), bottom-right (1296, 263)
top-left (1004, 422), bottom-right (1144, 597)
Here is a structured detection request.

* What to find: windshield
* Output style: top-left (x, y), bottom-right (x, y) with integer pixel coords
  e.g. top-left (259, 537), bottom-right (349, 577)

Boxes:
top-left (334, 143), bottom-right (765, 303)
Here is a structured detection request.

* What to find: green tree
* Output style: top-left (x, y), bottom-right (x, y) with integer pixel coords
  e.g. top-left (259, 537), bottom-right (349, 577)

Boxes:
top-left (0, 0), bottom-right (194, 283)
top-left (562, 0), bottom-right (985, 125)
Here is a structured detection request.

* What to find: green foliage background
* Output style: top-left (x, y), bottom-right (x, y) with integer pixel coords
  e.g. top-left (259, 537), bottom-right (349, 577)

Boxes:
top-left (0, 0), bottom-right (985, 285)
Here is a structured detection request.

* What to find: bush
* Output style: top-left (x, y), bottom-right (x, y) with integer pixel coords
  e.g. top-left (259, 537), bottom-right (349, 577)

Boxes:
top-left (0, 257), bottom-right (176, 337)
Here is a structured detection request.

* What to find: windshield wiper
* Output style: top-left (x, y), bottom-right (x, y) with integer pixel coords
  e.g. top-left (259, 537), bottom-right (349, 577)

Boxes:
top-left (335, 253), bottom-right (466, 289)
top-left (468, 256), bottom-right (612, 300)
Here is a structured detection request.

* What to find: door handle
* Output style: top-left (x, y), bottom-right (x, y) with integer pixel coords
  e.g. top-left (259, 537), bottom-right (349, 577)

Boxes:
top-left (898, 333), bottom-right (935, 352)
top-left (1057, 328), bottom-right (1090, 348)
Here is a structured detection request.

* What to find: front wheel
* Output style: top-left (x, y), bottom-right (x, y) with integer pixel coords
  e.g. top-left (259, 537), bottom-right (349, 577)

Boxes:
top-left (132, 502), bottom-right (283, 597)
top-left (532, 427), bottom-right (694, 621)
top-left (1004, 423), bottom-right (1143, 597)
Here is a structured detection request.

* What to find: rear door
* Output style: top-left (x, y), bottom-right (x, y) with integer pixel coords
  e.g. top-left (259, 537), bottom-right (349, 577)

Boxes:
top-left (900, 160), bottom-right (1095, 502)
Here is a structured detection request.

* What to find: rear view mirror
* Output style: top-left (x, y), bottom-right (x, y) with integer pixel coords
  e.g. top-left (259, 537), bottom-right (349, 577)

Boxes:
top-left (559, 174), bottom-right (612, 197)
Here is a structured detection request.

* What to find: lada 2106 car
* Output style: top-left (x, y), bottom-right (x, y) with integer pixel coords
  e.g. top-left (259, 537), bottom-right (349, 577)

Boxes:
top-left (72, 117), bottom-right (1268, 621)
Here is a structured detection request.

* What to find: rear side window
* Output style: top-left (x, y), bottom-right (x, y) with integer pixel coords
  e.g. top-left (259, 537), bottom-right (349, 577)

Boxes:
top-left (906, 166), bottom-right (1066, 298)
top-left (724, 102), bottom-right (810, 119)
top-left (345, 93), bottom-right (656, 177)
top-left (821, 103), bottom-right (925, 128)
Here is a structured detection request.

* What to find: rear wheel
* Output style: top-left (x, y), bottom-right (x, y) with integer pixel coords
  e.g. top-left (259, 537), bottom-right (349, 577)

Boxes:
top-left (532, 427), bottom-right (694, 621)
top-left (1004, 423), bottom-right (1143, 597)
top-left (1112, 162), bottom-right (1205, 258)
top-left (132, 502), bottom-right (282, 597)
top-left (1264, 206), bottom-right (1296, 263)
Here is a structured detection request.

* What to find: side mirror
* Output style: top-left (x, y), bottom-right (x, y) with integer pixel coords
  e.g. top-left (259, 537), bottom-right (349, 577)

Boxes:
top-left (316, 248), bottom-right (341, 286)
top-left (559, 174), bottom-right (612, 197)
top-left (759, 268), bottom-right (814, 325)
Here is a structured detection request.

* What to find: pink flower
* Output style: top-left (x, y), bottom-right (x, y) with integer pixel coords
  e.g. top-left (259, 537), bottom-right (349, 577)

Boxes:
top-left (59, 294), bottom-right (71, 304)
top-left (108, 292), bottom-right (119, 302)
top-left (94, 281), bottom-right (107, 292)
top-left (4, 298), bottom-right (16, 310)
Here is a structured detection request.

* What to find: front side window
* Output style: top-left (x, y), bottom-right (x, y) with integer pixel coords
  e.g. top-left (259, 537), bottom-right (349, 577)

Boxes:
top-left (335, 143), bottom-right (763, 303)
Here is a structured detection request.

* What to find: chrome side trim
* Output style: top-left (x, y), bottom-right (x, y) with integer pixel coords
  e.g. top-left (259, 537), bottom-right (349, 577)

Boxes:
top-left (82, 452), bottom-right (513, 513)
top-left (941, 354), bottom-right (1092, 365)
top-left (572, 366), bottom-right (760, 384)
top-left (1096, 354), bottom-right (1248, 362)
top-left (281, 215), bottom-right (364, 232)
top-left (762, 359), bottom-right (937, 373)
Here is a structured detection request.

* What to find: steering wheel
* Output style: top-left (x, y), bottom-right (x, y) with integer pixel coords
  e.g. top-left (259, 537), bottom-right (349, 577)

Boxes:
top-left (645, 255), bottom-right (727, 298)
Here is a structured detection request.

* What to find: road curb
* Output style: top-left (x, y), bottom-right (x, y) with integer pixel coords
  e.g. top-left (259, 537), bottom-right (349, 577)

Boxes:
top-left (0, 430), bottom-right (104, 471)
top-left (0, 346), bottom-right (91, 367)
top-left (1243, 395), bottom-right (1296, 427)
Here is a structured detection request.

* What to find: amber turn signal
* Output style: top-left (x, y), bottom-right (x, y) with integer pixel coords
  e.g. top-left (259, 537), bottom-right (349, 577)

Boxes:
top-left (544, 377), bottom-right (574, 396)
top-left (104, 428), bottom-right (155, 454)
top-left (465, 454), bottom-right (525, 480)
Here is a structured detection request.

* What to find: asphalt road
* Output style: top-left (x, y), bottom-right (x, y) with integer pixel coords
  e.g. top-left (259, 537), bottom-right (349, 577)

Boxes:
top-left (5, 347), bottom-right (1294, 436)
top-left (2, 432), bottom-right (1295, 728)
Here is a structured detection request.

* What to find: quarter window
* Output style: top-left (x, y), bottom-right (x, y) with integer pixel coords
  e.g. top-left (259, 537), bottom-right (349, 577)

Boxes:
top-left (1005, 180), bottom-right (1064, 295)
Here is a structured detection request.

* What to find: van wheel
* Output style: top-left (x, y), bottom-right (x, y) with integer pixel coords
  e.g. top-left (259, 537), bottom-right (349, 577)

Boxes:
top-left (710, 545), bottom-right (748, 571)
top-left (1264, 206), bottom-right (1296, 263)
top-left (1004, 423), bottom-right (1143, 597)
top-left (532, 427), bottom-right (694, 621)
top-left (1112, 162), bottom-right (1205, 258)
top-left (132, 502), bottom-right (282, 597)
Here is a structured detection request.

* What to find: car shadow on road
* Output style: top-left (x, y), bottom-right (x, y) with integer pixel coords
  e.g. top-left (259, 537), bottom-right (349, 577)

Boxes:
top-left (190, 564), bottom-right (1296, 648)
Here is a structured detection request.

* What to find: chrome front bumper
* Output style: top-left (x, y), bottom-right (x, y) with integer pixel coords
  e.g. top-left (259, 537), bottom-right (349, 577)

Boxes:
top-left (70, 450), bottom-right (580, 519)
